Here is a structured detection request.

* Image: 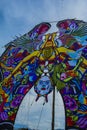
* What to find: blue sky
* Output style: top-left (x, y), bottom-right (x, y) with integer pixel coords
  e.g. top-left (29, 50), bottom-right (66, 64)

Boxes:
top-left (1, 0), bottom-right (87, 54)
top-left (1, 0), bottom-right (87, 129)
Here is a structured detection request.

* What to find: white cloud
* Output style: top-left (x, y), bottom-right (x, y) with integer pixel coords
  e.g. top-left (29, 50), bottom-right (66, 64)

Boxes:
top-left (1, 0), bottom-right (87, 50)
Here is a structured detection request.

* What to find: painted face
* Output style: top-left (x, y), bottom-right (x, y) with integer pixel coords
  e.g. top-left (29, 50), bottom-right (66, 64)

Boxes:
top-left (34, 76), bottom-right (53, 96)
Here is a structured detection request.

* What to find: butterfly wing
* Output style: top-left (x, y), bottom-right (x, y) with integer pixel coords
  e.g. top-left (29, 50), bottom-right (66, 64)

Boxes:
top-left (5, 22), bottom-right (51, 53)
top-left (0, 22), bottom-right (51, 127)
top-left (0, 49), bottom-right (40, 127)
top-left (56, 19), bottom-right (87, 129)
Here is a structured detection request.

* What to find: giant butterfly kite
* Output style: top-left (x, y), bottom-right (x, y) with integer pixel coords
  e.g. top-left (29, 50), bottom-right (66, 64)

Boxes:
top-left (0, 19), bottom-right (87, 130)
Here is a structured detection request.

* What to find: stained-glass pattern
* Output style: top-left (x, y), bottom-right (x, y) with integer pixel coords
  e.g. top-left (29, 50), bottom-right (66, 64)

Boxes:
top-left (0, 19), bottom-right (87, 129)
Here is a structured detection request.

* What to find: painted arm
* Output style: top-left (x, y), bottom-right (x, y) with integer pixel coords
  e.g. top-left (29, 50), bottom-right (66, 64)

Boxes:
top-left (1, 50), bottom-right (39, 84)
top-left (57, 47), bottom-right (87, 67)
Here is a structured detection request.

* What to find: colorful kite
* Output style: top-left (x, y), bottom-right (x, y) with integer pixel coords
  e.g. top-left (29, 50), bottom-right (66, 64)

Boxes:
top-left (0, 19), bottom-right (87, 130)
